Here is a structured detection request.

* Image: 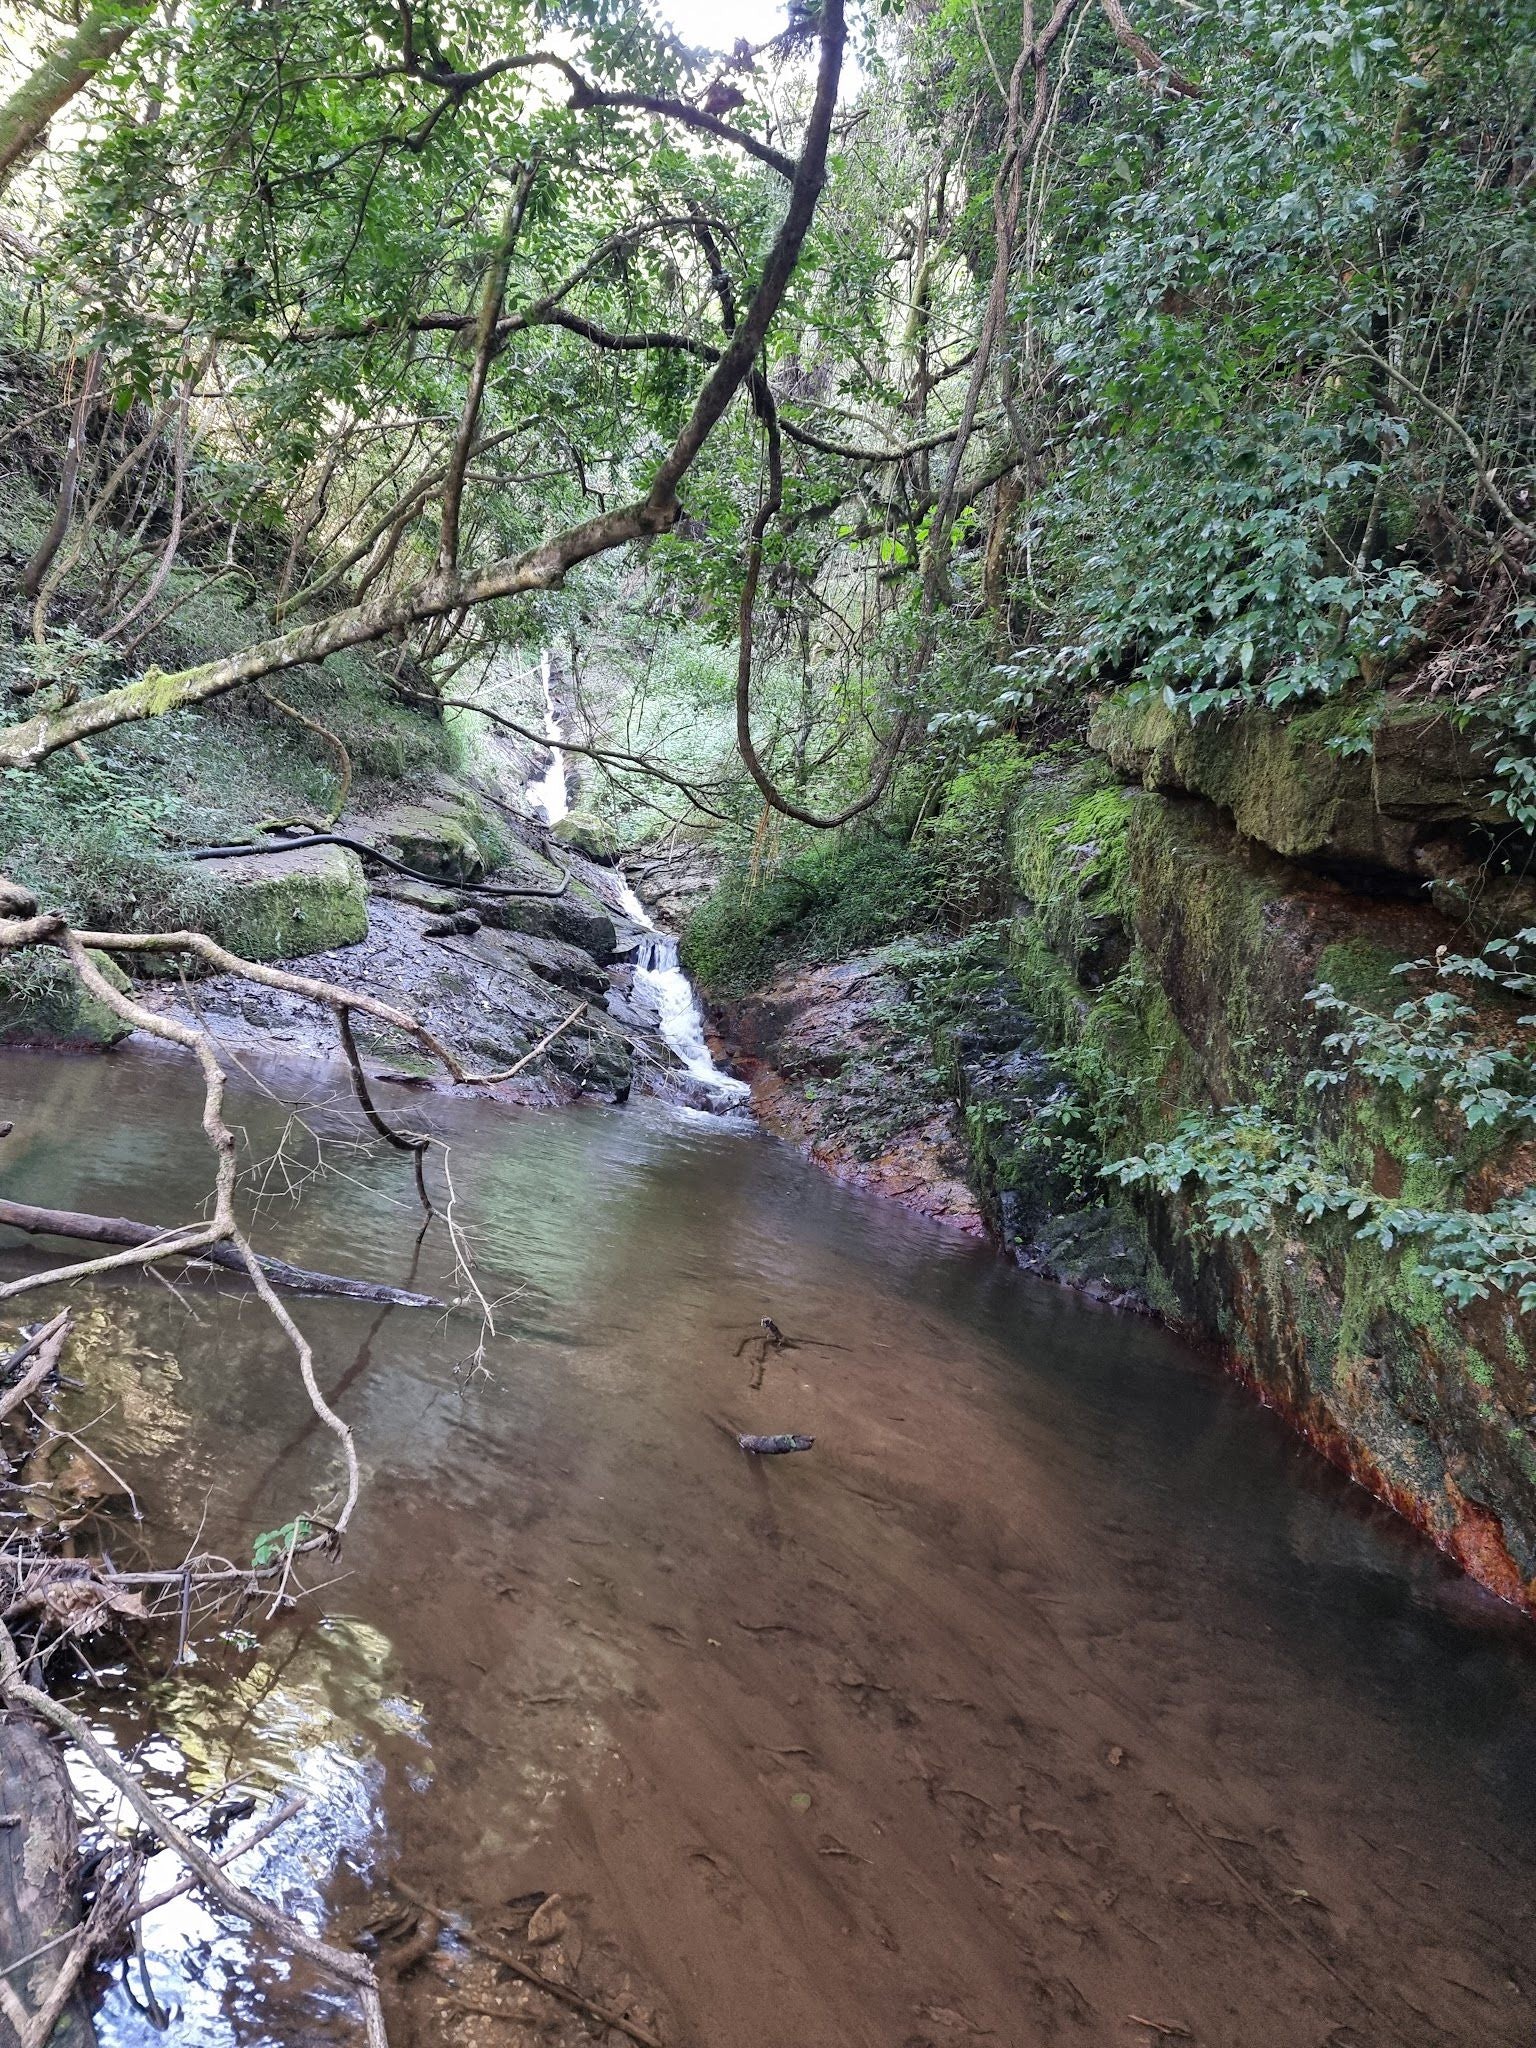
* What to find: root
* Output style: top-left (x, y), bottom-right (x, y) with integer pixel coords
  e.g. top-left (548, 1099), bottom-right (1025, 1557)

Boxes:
top-left (259, 687), bottom-right (354, 825)
top-left (390, 1879), bottom-right (662, 2048)
top-left (181, 827), bottom-right (572, 899)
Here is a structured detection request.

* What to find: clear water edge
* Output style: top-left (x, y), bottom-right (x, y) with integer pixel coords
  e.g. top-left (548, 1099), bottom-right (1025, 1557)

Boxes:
top-left (0, 1048), bottom-right (1532, 2043)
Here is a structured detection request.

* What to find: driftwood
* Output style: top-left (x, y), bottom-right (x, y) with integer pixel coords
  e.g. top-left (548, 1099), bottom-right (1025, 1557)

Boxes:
top-left (0, 1310), bottom-right (95, 2048)
top-left (180, 830), bottom-right (572, 899)
top-left (0, 1619), bottom-right (389, 2048)
top-left (0, 1313), bottom-right (70, 1425)
top-left (0, 1200), bottom-right (445, 1309)
top-left (0, 1713), bottom-right (95, 2048)
top-left (389, 1880), bottom-right (663, 2048)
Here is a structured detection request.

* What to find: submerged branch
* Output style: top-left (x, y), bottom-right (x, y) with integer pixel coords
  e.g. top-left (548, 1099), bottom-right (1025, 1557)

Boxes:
top-left (0, 1199), bottom-right (445, 1309)
top-left (0, 1617), bottom-right (390, 2047)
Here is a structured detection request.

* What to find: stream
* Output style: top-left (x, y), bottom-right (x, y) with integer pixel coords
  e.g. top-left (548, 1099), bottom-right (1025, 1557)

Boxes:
top-left (2, 1046), bottom-right (1535, 2046)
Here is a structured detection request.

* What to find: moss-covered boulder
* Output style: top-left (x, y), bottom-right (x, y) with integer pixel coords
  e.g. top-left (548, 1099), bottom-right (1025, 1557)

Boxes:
top-left (196, 843), bottom-right (368, 961)
top-left (371, 800), bottom-right (487, 884)
top-left (554, 812), bottom-right (618, 863)
top-left (0, 949), bottom-right (132, 1047)
top-left (364, 781), bottom-right (512, 885)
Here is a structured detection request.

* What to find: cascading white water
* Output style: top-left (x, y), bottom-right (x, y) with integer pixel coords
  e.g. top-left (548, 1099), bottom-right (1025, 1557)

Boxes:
top-left (614, 877), bottom-right (750, 1099)
top-left (514, 653), bottom-right (745, 1103)
top-left (527, 648), bottom-right (569, 826)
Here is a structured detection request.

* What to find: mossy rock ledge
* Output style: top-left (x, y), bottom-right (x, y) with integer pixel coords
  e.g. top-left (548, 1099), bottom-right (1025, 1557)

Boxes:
top-left (997, 748), bottom-right (1536, 1609)
top-left (1088, 689), bottom-right (1506, 888)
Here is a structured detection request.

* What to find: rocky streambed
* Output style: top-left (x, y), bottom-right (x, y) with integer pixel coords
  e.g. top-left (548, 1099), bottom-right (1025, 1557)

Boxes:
top-left (2, 771), bottom-right (738, 1114)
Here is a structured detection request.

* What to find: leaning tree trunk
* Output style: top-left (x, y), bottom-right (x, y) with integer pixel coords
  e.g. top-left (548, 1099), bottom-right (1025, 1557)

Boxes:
top-left (0, 4), bottom-right (149, 193)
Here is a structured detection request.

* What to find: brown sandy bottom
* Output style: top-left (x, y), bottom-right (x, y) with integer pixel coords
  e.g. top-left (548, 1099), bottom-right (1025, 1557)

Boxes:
top-left (1, 1047), bottom-right (1532, 2048)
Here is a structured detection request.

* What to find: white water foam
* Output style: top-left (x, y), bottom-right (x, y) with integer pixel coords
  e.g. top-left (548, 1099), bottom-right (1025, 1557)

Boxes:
top-left (613, 876), bottom-right (750, 1100)
top-left (527, 647), bottom-right (569, 826)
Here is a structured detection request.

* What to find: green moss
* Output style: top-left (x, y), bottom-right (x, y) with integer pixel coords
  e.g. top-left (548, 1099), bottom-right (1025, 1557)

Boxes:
top-left (1314, 937), bottom-right (1404, 1011)
top-left (195, 844), bottom-right (368, 961)
top-left (375, 802), bottom-right (486, 884)
top-left (0, 949), bottom-right (132, 1047)
top-left (1089, 686), bottom-right (1385, 863)
top-left (555, 813), bottom-right (617, 861)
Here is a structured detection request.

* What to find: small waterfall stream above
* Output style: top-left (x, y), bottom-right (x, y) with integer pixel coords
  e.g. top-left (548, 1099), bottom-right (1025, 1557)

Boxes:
top-left (526, 648), bottom-right (569, 827)
top-left (518, 651), bottom-right (746, 1101)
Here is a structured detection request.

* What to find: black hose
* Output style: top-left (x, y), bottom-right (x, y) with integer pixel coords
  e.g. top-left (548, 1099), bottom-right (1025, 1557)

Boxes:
top-left (177, 829), bottom-right (572, 900)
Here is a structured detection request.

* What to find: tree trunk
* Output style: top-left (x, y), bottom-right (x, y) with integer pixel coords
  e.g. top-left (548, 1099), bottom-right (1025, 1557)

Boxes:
top-left (0, 4), bottom-right (149, 193)
top-left (0, 1713), bottom-right (95, 2048)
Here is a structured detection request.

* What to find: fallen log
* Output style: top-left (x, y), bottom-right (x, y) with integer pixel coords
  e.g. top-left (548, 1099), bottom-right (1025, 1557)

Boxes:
top-left (0, 1712), bottom-right (96, 2048)
top-left (179, 829), bottom-right (572, 899)
top-left (0, 1200), bottom-right (444, 1309)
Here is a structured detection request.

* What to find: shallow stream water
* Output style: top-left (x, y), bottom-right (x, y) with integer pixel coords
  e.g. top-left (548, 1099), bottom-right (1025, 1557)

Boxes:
top-left (3, 1045), bottom-right (1535, 2047)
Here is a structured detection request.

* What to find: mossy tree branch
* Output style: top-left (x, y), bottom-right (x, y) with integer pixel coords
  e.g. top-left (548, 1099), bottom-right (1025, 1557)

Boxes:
top-left (0, 1), bottom-right (151, 192)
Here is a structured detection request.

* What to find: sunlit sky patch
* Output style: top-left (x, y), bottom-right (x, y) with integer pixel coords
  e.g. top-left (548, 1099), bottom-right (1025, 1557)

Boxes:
top-left (660, 0), bottom-right (789, 52)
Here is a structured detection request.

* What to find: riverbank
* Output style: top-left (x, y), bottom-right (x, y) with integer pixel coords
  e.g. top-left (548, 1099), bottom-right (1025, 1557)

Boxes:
top-left (691, 710), bottom-right (1536, 1615)
top-left (2, 759), bottom-right (740, 1112)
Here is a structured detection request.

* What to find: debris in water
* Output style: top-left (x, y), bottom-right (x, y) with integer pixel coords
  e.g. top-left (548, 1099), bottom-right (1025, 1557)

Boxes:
top-left (526, 1893), bottom-right (569, 1944)
top-left (738, 1432), bottom-right (814, 1456)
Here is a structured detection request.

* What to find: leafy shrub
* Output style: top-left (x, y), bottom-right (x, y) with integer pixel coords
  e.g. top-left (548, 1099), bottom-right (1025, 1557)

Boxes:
top-left (1107, 929), bottom-right (1536, 1309)
top-left (0, 755), bottom-right (213, 928)
top-left (917, 738), bottom-right (1035, 925)
top-left (681, 831), bottom-right (933, 995)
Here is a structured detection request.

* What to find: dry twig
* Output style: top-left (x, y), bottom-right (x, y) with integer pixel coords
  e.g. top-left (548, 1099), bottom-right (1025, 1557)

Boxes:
top-left (389, 1879), bottom-right (662, 2048)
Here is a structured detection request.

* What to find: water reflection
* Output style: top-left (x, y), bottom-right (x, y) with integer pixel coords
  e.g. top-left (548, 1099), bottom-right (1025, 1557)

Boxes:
top-left (2, 1046), bottom-right (1535, 2045)
top-left (80, 1613), bottom-right (425, 2047)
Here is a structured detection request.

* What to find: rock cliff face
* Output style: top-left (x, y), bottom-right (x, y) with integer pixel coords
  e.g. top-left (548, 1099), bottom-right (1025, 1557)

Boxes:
top-left (986, 699), bottom-right (1536, 1607)
top-left (709, 693), bottom-right (1536, 1608)
top-left (716, 955), bottom-right (986, 1232)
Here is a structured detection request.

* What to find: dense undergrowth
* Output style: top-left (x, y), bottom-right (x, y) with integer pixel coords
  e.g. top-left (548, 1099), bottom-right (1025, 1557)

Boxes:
top-left (680, 829), bottom-right (934, 995)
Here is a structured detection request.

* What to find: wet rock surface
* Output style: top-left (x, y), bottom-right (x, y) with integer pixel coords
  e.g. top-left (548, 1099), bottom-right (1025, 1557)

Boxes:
top-left (136, 805), bottom-right (702, 1108)
top-left (715, 952), bottom-right (987, 1232)
top-left (712, 944), bottom-right (1154, 1307)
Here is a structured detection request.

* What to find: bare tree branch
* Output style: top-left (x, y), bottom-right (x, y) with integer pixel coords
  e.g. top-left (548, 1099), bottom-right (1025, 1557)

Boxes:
top-left (0, 0), bottom-right (849, 773)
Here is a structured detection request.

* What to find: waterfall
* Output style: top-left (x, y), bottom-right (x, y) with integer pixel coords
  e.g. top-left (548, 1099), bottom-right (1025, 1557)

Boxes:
top-left (613, 878), bottom-right (750, 1100)
top-left (516, 653), bottom-right (746, 1104)
top-left (527, 648), bottom-right (569, 826)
